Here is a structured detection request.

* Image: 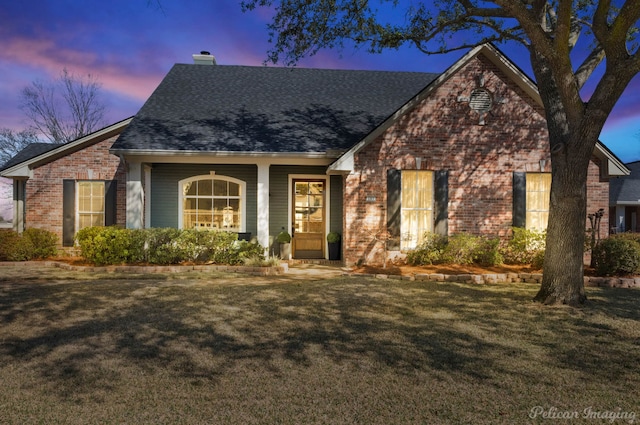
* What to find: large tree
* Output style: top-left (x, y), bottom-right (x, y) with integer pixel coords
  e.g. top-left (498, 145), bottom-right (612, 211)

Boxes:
top-left (242, 0), bottom-right (640, 305)
top-left (20, 68), bottom-right (106, 143)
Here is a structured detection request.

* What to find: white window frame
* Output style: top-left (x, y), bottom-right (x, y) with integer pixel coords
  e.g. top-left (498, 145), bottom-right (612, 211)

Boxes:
top-left (525, 172), bottom-right (551, 231)
top-left (401, 170), bottom-right (434, 250)
top-left (76, 180), bottom-right (106, 231)
top-left (178, 174), bottom-right (247, 232)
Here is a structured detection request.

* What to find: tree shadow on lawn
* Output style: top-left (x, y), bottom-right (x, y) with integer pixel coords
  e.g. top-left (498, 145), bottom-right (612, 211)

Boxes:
top-left (0, 276), bottom-right (639, 402)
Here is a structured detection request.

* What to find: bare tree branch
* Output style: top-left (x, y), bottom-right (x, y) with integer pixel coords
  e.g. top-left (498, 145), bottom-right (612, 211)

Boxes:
top-left (20, 69), bottom-right (106, 143)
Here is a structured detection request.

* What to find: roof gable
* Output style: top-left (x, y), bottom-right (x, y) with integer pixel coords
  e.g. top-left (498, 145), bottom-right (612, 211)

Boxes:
top-left (0, 118), bottom-right (132, 178)
top-left (328, 44), bottom-right (628, 178)
top-left (611, 161), bottom-right (640, 205)
top-left (111, 65), bottom-right (439, 155)
top-left (0, 143), bottom-right (62, 171)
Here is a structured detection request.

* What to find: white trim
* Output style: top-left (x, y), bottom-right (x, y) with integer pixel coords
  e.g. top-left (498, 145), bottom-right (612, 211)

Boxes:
top-left (257, 164), bottom-right (270, 251)
top-left (288, 174), bottom-right (331, 259)
top-left (177, 174), bottom-right (247, 232)
top-left (593, 143), bottom-right (629, 177)
top-left (126, 162), bottom-right (144, 229)
top-left (75, 181), bottom-right (107, 231)
top-left (144, 165), bottom-right (152, 228)
top-left (0, 117), bottom-right (132, 178)
top-left (13, 180), bottom-right (25, 233)
top-left (112, 151), bottom-right (336, 167)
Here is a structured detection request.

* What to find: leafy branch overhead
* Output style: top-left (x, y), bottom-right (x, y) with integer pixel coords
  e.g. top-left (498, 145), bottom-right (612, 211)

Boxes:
top-left (241, 1), bottom-right (639, 93)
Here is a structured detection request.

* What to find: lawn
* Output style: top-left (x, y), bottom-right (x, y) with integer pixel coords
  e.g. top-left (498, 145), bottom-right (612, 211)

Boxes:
top-left (0, 265), bottom-right (639, 424)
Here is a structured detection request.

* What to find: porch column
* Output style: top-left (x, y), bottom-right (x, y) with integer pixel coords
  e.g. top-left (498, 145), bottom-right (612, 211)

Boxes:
top-left (144, 165), bottom-right (152, 228)
top-left (126, 161), bottom-right (144, 229)
top-left (615, 205), bottom-right (626, 232)
top-left (13, 179), bottom-right (25, 233)
top-left (257, 163), bottom-right (270, 252)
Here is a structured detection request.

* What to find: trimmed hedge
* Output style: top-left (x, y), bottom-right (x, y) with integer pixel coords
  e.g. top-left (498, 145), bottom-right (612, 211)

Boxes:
top-left (407, 232), bottom-right (503, 267)
top-left (407, 228), bottom-right (547, 268)
top-left (592, 235), bottom-right (640, 276)
top-left (0, 228), bottom-right (58, 261)
top-left (75, 226), bottom-right (264, 266)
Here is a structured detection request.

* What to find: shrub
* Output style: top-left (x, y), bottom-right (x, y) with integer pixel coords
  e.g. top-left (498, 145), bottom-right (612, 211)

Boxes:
top-left (22, 228), bottom-right (58, 259)
top-left (327, 232), bottom-right (341, 243)
top-left (76, 226), bottom-right (132, 266)
top-left (440, 233), bottom-right (483, 265)
top-left (406, 232), bottom-right (447, 265)
top-left (592, 236), bottom-right (640, 276)
top-left (75, 227), bottom-right (265, 266)
top-left (276, 231), bottom-right (291, 244)
top-left (0, 229), bottom-right (26, 261)
top-left (502, 227), bottom-right (546, 265)
top-left (474, 237), bottom-right (504, 267)
top-left (0, 228), bottom-right (58, 261)
top-left (141, 228), bottom-right (183, 265)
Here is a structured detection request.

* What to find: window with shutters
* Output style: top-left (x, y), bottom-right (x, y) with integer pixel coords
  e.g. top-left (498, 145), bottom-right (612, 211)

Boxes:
top-left (179, 175), bottom-right (246, 231)
top-left (77, 181), bottom-right (105, 230)
top-left (401, 170), bottom-right (434, 250)
top-left (526, 173), bottom-right (551, 230)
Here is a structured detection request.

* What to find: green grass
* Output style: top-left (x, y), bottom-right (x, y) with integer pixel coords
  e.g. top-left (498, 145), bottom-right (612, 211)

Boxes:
top-left (0, 265), bottom-right (639, 424)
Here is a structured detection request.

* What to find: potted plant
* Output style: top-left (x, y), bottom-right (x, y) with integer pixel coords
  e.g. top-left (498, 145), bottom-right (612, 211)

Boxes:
top-left (276, 231), bottom-right (291, 260)
top-left (327, 232), bottom-right (341, 261)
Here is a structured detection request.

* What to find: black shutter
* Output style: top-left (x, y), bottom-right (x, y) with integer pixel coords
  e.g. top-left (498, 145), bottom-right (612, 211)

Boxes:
top-left (62, 180), bottom-right (75, 247)
top-left (386, 169), bottom-right (401, 250)
top-left (104, 180), bottom-right (117, 226)
top-left (513, 172), bottom-right (526, 228)
top-left (434, 170), bottom-right (449, 236)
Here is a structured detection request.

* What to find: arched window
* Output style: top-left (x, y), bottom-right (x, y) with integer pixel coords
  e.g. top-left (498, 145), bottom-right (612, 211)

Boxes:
top-left (179, 174), bottom-right (246, 232)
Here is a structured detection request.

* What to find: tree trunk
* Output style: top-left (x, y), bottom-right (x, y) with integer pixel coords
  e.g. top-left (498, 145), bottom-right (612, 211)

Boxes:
top-left (529, 50), bottom-right (594, 306)
top-left (534, 141), bottom-right (589, 306)
top-left (534, 163), bottom-right (587, 306)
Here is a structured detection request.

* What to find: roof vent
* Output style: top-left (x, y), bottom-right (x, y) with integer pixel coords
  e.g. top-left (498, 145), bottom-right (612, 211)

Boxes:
top-left (192, 51), bottom-right (216, 65)
top-left (469, 88), bottom-right (492, 113)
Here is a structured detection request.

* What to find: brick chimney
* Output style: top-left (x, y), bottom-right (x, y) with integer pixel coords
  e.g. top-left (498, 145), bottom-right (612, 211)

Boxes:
top-left (192, 51), bottom-right (216, 65)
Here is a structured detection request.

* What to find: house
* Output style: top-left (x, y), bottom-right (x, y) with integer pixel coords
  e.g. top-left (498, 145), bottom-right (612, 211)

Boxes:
top-left (610, 161), bottom-right (640, 233)
top-left (0, 44), bottom-right (629, 266)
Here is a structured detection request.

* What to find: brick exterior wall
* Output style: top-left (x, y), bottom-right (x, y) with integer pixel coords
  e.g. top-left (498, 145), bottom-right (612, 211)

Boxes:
top-left (343, 55), bottom-right (610, 266)
top-left (25, 135), bottom-right (126, 247)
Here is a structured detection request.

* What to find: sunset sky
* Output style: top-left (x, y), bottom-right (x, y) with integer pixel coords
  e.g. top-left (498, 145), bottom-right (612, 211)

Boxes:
top-left (1, 0), bottom-right (639, 162)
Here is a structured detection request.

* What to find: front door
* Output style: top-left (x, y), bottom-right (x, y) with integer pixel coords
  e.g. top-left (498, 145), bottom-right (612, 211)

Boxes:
top-left (292, 180), bottom-right (325, 259)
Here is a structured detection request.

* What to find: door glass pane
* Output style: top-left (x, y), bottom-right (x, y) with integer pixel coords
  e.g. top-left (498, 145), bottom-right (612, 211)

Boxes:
top-left (293, 181), bottom-right (325, 235)
top-left (309, 182), bottom-right (323, 195)
top-left (296, 194), bottom-right (308, 207)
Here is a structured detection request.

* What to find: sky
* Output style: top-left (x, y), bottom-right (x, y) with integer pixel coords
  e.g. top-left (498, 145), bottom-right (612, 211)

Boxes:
top-left (0, 0), bottom-right (639, 165)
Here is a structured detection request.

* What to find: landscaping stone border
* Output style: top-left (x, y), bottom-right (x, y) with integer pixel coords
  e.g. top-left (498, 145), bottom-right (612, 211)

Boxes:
top-left (348, 271), bottom-right (640, 288)
top-left (2, 261), bottom-right (638, 287)
top-left (0, 261), bottom-right (288, 276)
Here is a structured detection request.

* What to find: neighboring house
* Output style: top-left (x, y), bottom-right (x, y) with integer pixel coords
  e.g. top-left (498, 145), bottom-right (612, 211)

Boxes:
top-left (610, 161), bottom-right (640, 233)
top-left (0, 44), bottom-right (629, 265)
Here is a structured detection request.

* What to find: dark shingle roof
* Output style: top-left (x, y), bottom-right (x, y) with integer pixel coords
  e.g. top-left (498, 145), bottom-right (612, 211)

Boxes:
top-left (0, 143), bottom-right (62, 171)
top-left (112, 64), bottom-right (439, 153)
top-left (610, 161), bottom-right (640, 204)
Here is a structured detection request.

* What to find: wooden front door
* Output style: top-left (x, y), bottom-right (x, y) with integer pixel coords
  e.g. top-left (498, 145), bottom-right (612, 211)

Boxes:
top-left (292, 180), bottom-right (325, 259)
